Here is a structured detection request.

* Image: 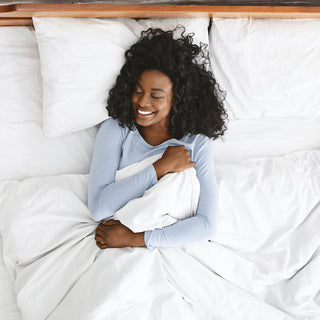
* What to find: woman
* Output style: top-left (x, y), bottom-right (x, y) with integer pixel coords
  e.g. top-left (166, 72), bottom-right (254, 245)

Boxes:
top-left (88, 27), bottom-right (228, 250)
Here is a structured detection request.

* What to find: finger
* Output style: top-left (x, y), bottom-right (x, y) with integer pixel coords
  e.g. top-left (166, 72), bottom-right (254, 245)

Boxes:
top-left (190, 161), bottom-right (196, 168)
top-left (102, 219), bottom-right (120, 226)
top-left (95, 238), bottom-right (107, 245)
top-left (95, 234), bottom-right (104, 242)
top-left (96, 222), bottom-right (106, 230)
top-left (96, 241), bottom-right (109, 249)
top-left (95, 228), bottom-right (105, 237)
top-left (96, 225), bottom-right (103, 232)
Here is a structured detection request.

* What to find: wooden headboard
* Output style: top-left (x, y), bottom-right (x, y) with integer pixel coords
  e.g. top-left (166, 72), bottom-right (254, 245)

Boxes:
top-left (0, 4), bottom-right (320, 26)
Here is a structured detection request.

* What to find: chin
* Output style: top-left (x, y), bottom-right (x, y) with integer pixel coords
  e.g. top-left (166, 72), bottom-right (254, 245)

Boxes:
top-left (136, 119), bottom-right (152, 127)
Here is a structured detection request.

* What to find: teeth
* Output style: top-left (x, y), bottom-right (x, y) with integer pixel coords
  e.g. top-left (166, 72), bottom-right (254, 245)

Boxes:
top-left (138, 109), bottom-right (153, 115)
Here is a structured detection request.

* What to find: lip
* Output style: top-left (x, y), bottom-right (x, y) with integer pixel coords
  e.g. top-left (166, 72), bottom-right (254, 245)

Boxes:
top-left (136, 107), bottom-right (156, 118)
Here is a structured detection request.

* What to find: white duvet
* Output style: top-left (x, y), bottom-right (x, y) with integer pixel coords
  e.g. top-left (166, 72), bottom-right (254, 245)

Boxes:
top-left (0, 150), bottom-right (319, 320)
top-left (113, 153), bottom-right (200, 232)
top-left (0, 237), bottom-right (22, 320)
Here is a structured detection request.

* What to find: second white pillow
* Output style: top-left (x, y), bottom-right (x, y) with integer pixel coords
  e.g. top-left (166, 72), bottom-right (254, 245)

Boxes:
top-left (209, 18), bottom-right (320, 120)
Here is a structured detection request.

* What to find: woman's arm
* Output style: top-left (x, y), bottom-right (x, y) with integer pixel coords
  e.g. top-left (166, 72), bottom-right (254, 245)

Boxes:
top-left (88, 119), bottom-right (158, 222)
top-left (93, 141), bottom-right (197, 249)
top-left (144, 137), bottom-right (218, 250)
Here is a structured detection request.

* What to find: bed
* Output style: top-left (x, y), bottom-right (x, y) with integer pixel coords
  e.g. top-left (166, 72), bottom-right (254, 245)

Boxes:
top-left (0, 3), bottom-right (320, 320)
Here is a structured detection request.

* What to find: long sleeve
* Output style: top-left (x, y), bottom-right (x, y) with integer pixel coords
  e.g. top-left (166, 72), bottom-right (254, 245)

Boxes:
top-left (144, 138), bottom-right (218, 250)
top-left (88, 119), bottom-right (158, 222)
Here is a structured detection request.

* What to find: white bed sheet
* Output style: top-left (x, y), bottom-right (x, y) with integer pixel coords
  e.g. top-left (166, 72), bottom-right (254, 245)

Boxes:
top-left (212, 118), bottom-right (320, 164)
top-left (0, 236), bottom-right (22, 320)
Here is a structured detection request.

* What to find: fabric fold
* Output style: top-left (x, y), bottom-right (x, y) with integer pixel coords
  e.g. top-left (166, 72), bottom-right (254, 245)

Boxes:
top-left (113, 154), bottom-right (200, 232)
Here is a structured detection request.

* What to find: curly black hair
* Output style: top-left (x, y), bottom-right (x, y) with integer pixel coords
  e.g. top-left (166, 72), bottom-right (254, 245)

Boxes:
top-left (106, 27), bottom-right (228, 140)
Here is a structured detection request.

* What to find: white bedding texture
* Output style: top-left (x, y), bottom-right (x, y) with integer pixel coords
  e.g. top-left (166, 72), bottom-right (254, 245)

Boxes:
top-left (0, 26), bottom-right (97, 181)
top-left (113, 153), bottom-right (200, 232)
top-left (0, 16), bottom-right (320, 320)
top-left (0, 237), bottom-right (22, 320)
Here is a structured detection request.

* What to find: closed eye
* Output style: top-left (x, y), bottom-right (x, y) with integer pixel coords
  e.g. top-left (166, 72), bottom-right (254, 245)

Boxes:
top-left (151, 95), bottom-right (163, 100)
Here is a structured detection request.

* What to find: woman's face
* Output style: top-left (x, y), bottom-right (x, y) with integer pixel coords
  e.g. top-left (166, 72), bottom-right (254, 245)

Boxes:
top-left (131, 69), bottom-right (173, 129)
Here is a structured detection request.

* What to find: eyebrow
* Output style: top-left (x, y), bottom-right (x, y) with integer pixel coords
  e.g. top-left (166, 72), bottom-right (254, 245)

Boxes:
top-left (136, 83), bottom-right (166, 93)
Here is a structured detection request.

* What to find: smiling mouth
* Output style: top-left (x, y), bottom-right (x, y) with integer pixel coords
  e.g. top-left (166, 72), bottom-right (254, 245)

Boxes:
top-left (137, 108), bottom-right (156, 116)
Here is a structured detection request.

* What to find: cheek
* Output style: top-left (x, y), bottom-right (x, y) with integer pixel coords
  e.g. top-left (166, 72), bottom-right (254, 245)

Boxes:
top-left (131, 92), bottom-right (141, 105)
top-left (159, 101), bottom-right (172, 115)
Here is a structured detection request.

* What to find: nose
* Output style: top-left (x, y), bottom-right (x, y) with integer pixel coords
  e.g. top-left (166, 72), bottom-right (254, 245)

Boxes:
top-left (138, 93), bottom-right (151, 108)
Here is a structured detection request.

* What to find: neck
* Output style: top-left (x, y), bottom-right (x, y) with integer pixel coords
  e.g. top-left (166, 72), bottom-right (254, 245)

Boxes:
top-left (138, 125), bottom-right (174, 146)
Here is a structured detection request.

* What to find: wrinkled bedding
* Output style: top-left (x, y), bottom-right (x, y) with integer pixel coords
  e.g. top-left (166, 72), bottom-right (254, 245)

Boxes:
top-left (0, 150), bottom-right (319, 319)
top-left (0, 236), bottom-right (22, 320)
top-left (113, 153), bottom-right (200, 232)
top-left (1, 15), bottom-right (320, 320)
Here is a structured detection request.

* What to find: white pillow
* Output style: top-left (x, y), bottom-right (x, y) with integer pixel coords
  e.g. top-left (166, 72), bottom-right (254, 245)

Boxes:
top-left (0, 26), bottom-right (97, 180)
top-left (33, 17), bottom-right (210, 137)
top-left (209, 18), bottom-right (320, 119)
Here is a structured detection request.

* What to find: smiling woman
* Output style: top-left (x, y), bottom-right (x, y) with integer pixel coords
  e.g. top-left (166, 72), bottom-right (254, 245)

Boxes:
top-left (88, 27), bottom-right (228, 250)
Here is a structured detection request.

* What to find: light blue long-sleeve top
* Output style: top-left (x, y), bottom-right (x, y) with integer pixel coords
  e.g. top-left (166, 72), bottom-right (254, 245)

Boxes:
top-left (88, 118), bottom-right (218, 250)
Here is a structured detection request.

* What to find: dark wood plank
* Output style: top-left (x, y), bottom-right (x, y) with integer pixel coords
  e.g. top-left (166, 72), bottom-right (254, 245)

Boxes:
top-left (1, 1), bottom-right (320, 6)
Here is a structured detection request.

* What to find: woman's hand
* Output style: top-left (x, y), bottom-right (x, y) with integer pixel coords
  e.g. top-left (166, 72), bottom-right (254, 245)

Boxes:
top-left (95, 220), bottom-right (145, 249)
top-left (153, 145), bottom-right (196, 180)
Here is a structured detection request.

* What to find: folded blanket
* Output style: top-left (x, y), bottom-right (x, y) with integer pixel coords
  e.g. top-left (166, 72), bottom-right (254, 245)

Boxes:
top-left (113, 154), bottom-right (200, 232)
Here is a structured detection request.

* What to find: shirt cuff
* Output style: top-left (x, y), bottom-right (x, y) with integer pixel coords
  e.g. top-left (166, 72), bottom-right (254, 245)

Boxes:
top-left (144, 230), bottom-right (155, 251)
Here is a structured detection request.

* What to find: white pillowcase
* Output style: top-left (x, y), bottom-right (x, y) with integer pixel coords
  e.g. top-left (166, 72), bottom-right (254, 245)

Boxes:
top-left (33, 17), bottom-right (210, 137)
top-left (209, 18), bottom-right (320, 119)
top-left (0, 26), bottom-right (97, 181)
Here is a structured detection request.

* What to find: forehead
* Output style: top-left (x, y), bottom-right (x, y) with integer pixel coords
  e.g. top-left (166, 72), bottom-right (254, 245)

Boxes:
top-left (137, 69), bottom-right (173, 91)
